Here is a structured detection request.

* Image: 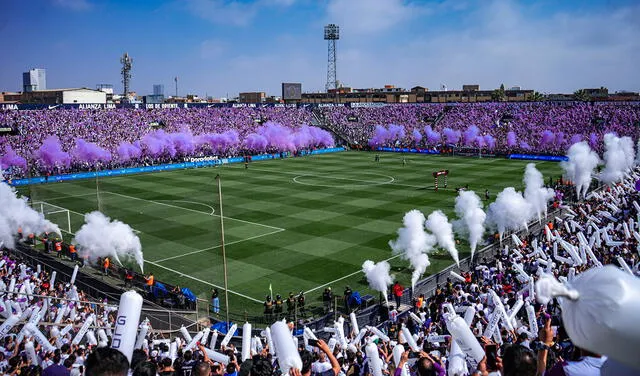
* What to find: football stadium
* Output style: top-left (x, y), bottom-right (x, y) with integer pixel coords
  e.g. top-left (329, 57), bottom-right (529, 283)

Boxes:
top-left (1, 1), bottom-right (640, 375)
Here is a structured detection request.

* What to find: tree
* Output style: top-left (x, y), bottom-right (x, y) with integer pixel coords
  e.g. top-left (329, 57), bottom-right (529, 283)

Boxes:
top-left (492, 84), bottom-right (506, 102)
top-left (573, 89), bottom-right (591, 102)
top-left (530, 91), bottom-right (545, 102)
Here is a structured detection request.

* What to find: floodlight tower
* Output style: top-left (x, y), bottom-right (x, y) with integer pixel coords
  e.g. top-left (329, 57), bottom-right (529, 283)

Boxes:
top-left (324, 24), bottom-right (339, 92)
top-left (120, 52), bottom-right (133, 101)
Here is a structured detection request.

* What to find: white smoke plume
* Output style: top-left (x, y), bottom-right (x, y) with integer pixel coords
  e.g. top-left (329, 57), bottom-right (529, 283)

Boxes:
top-left (453, 190), bottom-right (486, 259)
top-left (362, 260), bottom-right (394, 304)
top-left (560, 142), bottom-right (600, 199)
top-left (425, 210), bottom-right (459, 266)
top-left (0, 181), bottom-right (61, 248)
top-left (486, 187), bottom-right (533, 239)
top-left (74, 211), bottom-right (144, 272)
top-left (601, 133), bottom-right (635, 185)
top-left (388, 210), bottom-right (436, 289)
top-left (524, 163), bottom-right (555, 222)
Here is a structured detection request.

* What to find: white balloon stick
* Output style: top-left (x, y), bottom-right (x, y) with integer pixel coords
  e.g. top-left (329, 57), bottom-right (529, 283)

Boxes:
top-left (401, 325), bottom-right (420, 352)
top-left (617, 257), bottom-right (634, 275)
top-left (185, 331), bottom-right (204, 352)
top-left (265, 327), bottom-right (275, 355)
top-left (450, 271), bottom-right (466, 283)
top-left (135, 321), bottom-right (150, 350)
top-left (303, 327), bottom-right (317, 341)
top-left (25, 341), bottom-right (39, 366)
top-left (350, 328), bottom-right (366, 345)
top-left (49, 271), bottom-right (56, 291)
top-left (349, 312), bottom-right (359, 336)
top-left (25, 323), bottom-right (56, 353)
top-left (409, 312), bottom-right (424, 326)
top-left (392, 344), bottom-right (405, 367)
top-left (111, 291), bottom-right (143, 363)
top-left (209, 330), bottom-right (219, 350)
top-left (0, 314), bottom-right (20, 337)
top-left (365, 342), bottom-right (383, 376)
top-left (367, 326), bottom-right (390, 342)
top-left (60, 324), bottom-right (73, 337)
top-left (202, 347), bottom-right (230, 365)
top-left (242, 322), bottom-right (252, 361)
top-left (201, 328), bottom-right (210, 346)
top-left (270, 320), bottom-right (302, 374)
top-left (463, 306), bottom-right (476, 325)
top-left (72, 314), bottom-right (94, 344)
top-left (220, 324), bottom-right (237, 348)
top-left (180, 326), bottom-right (193, 343)
top-left (70, 265), bottom-right (79, 285)
top-left (86, 330), bottom-right (98, 346)
top-left (490, 290), bottom-right (514, 331)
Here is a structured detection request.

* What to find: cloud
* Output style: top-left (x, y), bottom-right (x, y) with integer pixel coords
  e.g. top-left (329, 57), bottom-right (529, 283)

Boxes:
top-left (200, 39), bottom-right (226, 59)
top-left (326, 0), bottom-right (424, 35)
top-left (324, 0), bottom-right (640, 92)
top-left (186, 0), bottom-right (295, 26)
top-left (186, 0), bottom-right (259, 26)
top-left (53, 0), bottom-right (91, 11)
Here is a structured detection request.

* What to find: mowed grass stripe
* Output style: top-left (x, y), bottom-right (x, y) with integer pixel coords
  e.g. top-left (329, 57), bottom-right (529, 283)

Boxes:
top-left (18, 152), bottom-right (563, 313)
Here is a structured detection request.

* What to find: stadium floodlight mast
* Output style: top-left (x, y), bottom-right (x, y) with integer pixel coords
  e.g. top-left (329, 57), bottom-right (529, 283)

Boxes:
top-left (120, 52), bottom-right (133, 102)
top-left (324, 24), bottom-right (339, 94)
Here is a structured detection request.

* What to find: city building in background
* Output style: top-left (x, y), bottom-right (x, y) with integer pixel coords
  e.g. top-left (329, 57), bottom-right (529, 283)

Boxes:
top-left (239, 92), bottom-right (266, 103)
top-left (153, 84), bottom-right (164, 96)
top-left (22, 68), bottom-right (46, 92)
top-left (21, 88), bottom-right (107, 104)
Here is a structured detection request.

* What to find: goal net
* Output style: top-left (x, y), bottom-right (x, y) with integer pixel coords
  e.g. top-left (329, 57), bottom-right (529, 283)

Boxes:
top-left (33, 201), bottom-right (75, 236)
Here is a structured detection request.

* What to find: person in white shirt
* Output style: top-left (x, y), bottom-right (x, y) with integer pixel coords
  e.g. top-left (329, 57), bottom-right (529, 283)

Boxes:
top-left (312, 351), bottom-right (333, 374)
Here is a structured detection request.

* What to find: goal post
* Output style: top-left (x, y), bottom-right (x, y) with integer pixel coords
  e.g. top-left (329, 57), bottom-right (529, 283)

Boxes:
top-left (33, 201), bottom-right (73, 236)
top-left (432, 170), bottom-right (449, 191)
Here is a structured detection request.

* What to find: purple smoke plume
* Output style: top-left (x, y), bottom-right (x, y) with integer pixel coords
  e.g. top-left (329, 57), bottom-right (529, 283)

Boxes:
top-left (443, 127), bottom-right (461, 144)
top-left (170, 131), bottom-right (195, 155)
top-left (463, 125), bottom-right (481, 146)
top-left (520, 141), bottom-right (531, 150)
top-left (369, 125), bottom-right (390, 147)
top-left (424, 126), bottom-right (441, 144)
top-left (589, 133), bottom-right (599, 149)
top-left (0, 145), bottom-right (27, 171)
top-left (35, 136), bottom-right (71, 169)
top-left (197, 130), bottom-right (240, 153)
top-left (555, 131), bottom-right (565, 147)
top-left (72, 139), bottom-right (112, 163)
top-left (258, 122), bottom-right (295, 151)
top-left (506, 131), bottom-right (517, 147)
top-left (387, 124), bottom-right (406, 144)
top-left (142, 130), bottom-right (177, 157)
top-left (244, 133), bottom-right (268, 152)
top-left (540, 130), bottom-right (555, 147)
top-left (569, 134), bottom-right (583, 145)
top-left (483, 134), bottom-right (496, 149)
top-left (117, 141), bottom-right (142, 162)
top-left (475, 136), bottom-right (485, 148)
top-left (306, 126), bottom-right (334, 148)
top-left (412, 129), bottom-right (422, 144)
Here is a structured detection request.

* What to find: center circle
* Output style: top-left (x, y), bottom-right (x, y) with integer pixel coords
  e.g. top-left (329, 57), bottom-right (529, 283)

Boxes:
top-left (292, 173), bottom-right (395, 188)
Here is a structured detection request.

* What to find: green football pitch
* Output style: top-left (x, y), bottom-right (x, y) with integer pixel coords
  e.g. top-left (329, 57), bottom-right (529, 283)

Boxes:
top-left (18, 151), bottom-right (562, 317)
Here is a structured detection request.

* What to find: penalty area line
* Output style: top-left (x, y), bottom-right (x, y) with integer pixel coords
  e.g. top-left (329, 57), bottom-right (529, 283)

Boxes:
top-left (152, 228), bottom-right (285, 263)
top-left (145, 260), bottom-right (263, 303)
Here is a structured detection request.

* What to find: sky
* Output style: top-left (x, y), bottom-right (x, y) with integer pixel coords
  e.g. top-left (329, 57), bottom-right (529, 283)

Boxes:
top-left (1, 0), bottom-right (639, 98)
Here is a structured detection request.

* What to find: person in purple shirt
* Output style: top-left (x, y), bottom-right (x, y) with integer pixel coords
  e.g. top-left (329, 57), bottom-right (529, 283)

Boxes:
top-left (42, 354), bottom-right (70, 376)
top-left (395, 350), bottom-right (446, 376)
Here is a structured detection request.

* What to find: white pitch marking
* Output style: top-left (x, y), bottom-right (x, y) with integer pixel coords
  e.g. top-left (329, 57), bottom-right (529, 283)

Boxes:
top-left (145, 260), bottom-right (263, 303)
top-left (104, 191), bottom-right (284, 231)
top-left (153, 228), bottom-right (285, 263)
